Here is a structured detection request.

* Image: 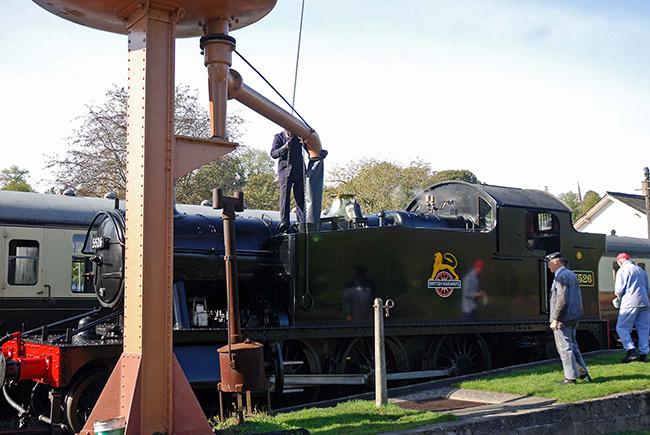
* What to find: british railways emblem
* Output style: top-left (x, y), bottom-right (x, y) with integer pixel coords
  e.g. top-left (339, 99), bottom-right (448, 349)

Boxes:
top-left (428, 252), bottom-right (461, 298)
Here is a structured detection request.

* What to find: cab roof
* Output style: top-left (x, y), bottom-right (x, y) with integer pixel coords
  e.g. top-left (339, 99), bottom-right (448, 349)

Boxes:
top-left (407, 181), bottom-right (572, 213)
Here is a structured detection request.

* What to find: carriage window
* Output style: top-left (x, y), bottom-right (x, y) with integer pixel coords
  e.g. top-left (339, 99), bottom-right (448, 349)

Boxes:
top-left (71, 234), bottom-right (94, 293)
top-left (8, 240), bottom-right (39, 286)
top-left (614, 262), bottom-right (645, 272)
top-left (526, 211), bottom-right (560, 252)
top-left (478, 197), bottom-right (493, 230)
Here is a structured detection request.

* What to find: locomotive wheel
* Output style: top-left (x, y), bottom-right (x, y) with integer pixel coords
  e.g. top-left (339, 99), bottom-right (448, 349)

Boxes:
top-left (63, 368), bottom-right (110, 433)
top-left (336, 337), bottom-right (408, 396)
top-left (278, 340), bottom-right (322, 407)
top-left (428, 334), bottom-right (491, 376)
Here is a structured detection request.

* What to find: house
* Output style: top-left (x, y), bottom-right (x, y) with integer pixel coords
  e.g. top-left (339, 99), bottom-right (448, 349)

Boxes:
top-left (575, 192), bottom-right (648, 238)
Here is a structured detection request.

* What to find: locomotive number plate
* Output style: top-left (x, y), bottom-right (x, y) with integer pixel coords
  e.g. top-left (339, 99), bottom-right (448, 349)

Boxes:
top-left (91, 236), bottom-right (107, 249)
top-left (574, 270), bottom-right (595, 287)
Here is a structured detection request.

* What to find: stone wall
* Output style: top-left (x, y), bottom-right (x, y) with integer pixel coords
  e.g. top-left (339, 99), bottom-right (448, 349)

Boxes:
top-left (397, 390), bottom-right (650, 435)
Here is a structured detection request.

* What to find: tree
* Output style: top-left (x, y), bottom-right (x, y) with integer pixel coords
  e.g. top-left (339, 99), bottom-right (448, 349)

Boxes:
top-left (46, 85), bottom-right (247, 199)
top-left (558, 191), bottom-right (580, 211)
top-left (558, 190), bottom-right (601, 223)
top-left (574, 190), bottom-right (601, 221)
top-left (327, 159), bottom-right (479, 213)
top-left (175, 146), bottom-right (279, 209)
top-left (430, 169), bottom-right (478, 185)
top-left (0, 166), bottom-right (34, 192)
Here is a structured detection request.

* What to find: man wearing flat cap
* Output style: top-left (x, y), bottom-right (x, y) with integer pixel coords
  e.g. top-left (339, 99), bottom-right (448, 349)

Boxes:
top-left (614, 252), bottom-right (650, 363)
top-left (546, 252), bottom-right (592, 384)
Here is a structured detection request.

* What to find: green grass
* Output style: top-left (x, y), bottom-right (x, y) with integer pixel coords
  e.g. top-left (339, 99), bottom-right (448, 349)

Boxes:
top-left (457, 351), bottom-right (650, 403)
top-left (212, 400), bottom-right (457, 435)
top-left (213, 351), bottom-right (648, 434)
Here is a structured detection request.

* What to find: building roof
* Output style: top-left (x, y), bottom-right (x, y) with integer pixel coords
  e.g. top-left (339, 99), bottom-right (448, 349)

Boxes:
top-left (574, 191), bottom-right (646, 231)
top-left (607, 192), bottom-right (647, 215)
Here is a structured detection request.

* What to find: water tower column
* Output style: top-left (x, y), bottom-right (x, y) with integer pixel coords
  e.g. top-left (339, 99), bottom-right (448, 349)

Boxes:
top-left (122, 4), bottom-right (176, 432)
top-left (79, 3), bottom-right (212, 434)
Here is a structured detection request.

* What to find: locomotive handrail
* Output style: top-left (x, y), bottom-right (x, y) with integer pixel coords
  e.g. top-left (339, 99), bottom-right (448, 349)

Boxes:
top-left (24, 307), bottom-right (101, 336)
top-left (51, 310), bottom-right (123, 343)
top-left (0, 333), bottom-right (15, 348)
top-left (257, 213), bottom-right (274, 229)
top-left (540, 259), bottom-right (550, 315)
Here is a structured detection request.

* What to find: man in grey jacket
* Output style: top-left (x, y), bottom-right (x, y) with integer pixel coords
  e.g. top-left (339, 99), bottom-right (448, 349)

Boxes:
top-left (547, 252), bottom-right (592, 384)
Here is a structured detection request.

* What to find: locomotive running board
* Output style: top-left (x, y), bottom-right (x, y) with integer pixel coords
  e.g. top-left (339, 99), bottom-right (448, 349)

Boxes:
top-left (271, 369), bottom-right (454, 387)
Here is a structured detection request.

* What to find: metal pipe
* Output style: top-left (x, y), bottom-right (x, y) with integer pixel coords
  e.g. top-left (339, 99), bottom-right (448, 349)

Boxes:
top-left (641, 167), bottom-right (650, 239)
top-left (213, 189), bottom-right (244, 345)
top-left (202, 20), bottom-right (234, 139)
top-left (374, 298), bottom-right (387, 407)
top-left (228, 70), bottom-right (322, 158)
top-left (3, 385), bottom-right (27, 414)
top-left (269, 368), bottom-right (455, 387)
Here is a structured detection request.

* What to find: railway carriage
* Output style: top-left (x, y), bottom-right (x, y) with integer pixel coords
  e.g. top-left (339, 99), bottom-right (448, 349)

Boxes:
top-left (0, 191), bottom-right (116, 336)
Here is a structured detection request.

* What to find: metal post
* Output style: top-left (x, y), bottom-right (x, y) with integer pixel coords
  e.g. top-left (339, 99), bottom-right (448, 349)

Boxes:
top-left (214, 188), bottom-right (244, 345)
top-left (641, 167), bottom-right (650, 239)
top-left (374, 298), bottom-right (387, 407)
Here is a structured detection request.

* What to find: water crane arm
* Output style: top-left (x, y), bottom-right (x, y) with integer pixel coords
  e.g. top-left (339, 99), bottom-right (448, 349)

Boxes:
top-left (227, 70), bottom-right (322, 158)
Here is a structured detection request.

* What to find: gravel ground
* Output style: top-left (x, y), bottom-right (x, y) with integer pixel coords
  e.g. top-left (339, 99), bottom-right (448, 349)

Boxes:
top-left (0, 405), bottom-right (50, 434)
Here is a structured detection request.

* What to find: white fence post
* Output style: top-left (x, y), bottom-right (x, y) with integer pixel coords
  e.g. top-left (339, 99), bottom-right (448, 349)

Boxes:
top-left (374, 298), bottom-right (387, 407)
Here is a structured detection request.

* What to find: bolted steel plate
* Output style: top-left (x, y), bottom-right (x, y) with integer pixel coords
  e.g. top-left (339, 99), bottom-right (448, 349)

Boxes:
top-left (32, 0), bottom-right (277, 37)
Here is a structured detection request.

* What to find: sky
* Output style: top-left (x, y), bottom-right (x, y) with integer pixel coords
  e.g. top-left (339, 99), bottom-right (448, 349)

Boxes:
top-left (1, 0), bottom-right (649, 200)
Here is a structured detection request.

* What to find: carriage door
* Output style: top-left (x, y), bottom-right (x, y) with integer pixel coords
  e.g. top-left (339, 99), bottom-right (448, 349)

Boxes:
top-left (1, 226), bottom-right (46, 332)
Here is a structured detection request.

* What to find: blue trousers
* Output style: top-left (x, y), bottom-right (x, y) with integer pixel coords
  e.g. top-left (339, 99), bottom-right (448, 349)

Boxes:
top-left (279, 175), bottom-right (304, 226)
top-left (616, 306), bottom-right (650, 355)
top-left (553, 319), bottom-right (588, 380)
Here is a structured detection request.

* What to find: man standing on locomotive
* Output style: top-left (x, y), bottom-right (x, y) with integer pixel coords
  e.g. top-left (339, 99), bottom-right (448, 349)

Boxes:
top-left (614, 252), bottom-right (650, 363)
top-left (546, 252), bottom-right (592, 384)
top-left (271, 129), bottom-right (306, 232)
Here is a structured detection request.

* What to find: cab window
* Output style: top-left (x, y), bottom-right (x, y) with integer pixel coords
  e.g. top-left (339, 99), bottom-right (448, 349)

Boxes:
top-left (71, 234), bottom-right (94, 293)
top-left (8, 240), bottom-right (39, 285)
top-left (478, 197), bottom-right (494, 230)
top-left (526, 211), bottom-right (560, 253)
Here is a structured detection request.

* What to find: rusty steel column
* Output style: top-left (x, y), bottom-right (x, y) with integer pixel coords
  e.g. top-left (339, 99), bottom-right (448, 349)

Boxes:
top-left (80, 3), bottom-right (211, 434)
top-left (122, 4), bottom-right (175, 432)
top-left (214, 189), bottom-right (244, 344)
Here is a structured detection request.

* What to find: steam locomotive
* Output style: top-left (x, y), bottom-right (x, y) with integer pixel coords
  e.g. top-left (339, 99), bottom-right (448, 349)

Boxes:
top-left (2, 181), bottom-right (647, 433)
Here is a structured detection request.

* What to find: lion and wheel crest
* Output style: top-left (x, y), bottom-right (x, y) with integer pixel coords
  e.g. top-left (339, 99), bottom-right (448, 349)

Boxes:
top-left (428, 252), bottom-right (461, 298)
